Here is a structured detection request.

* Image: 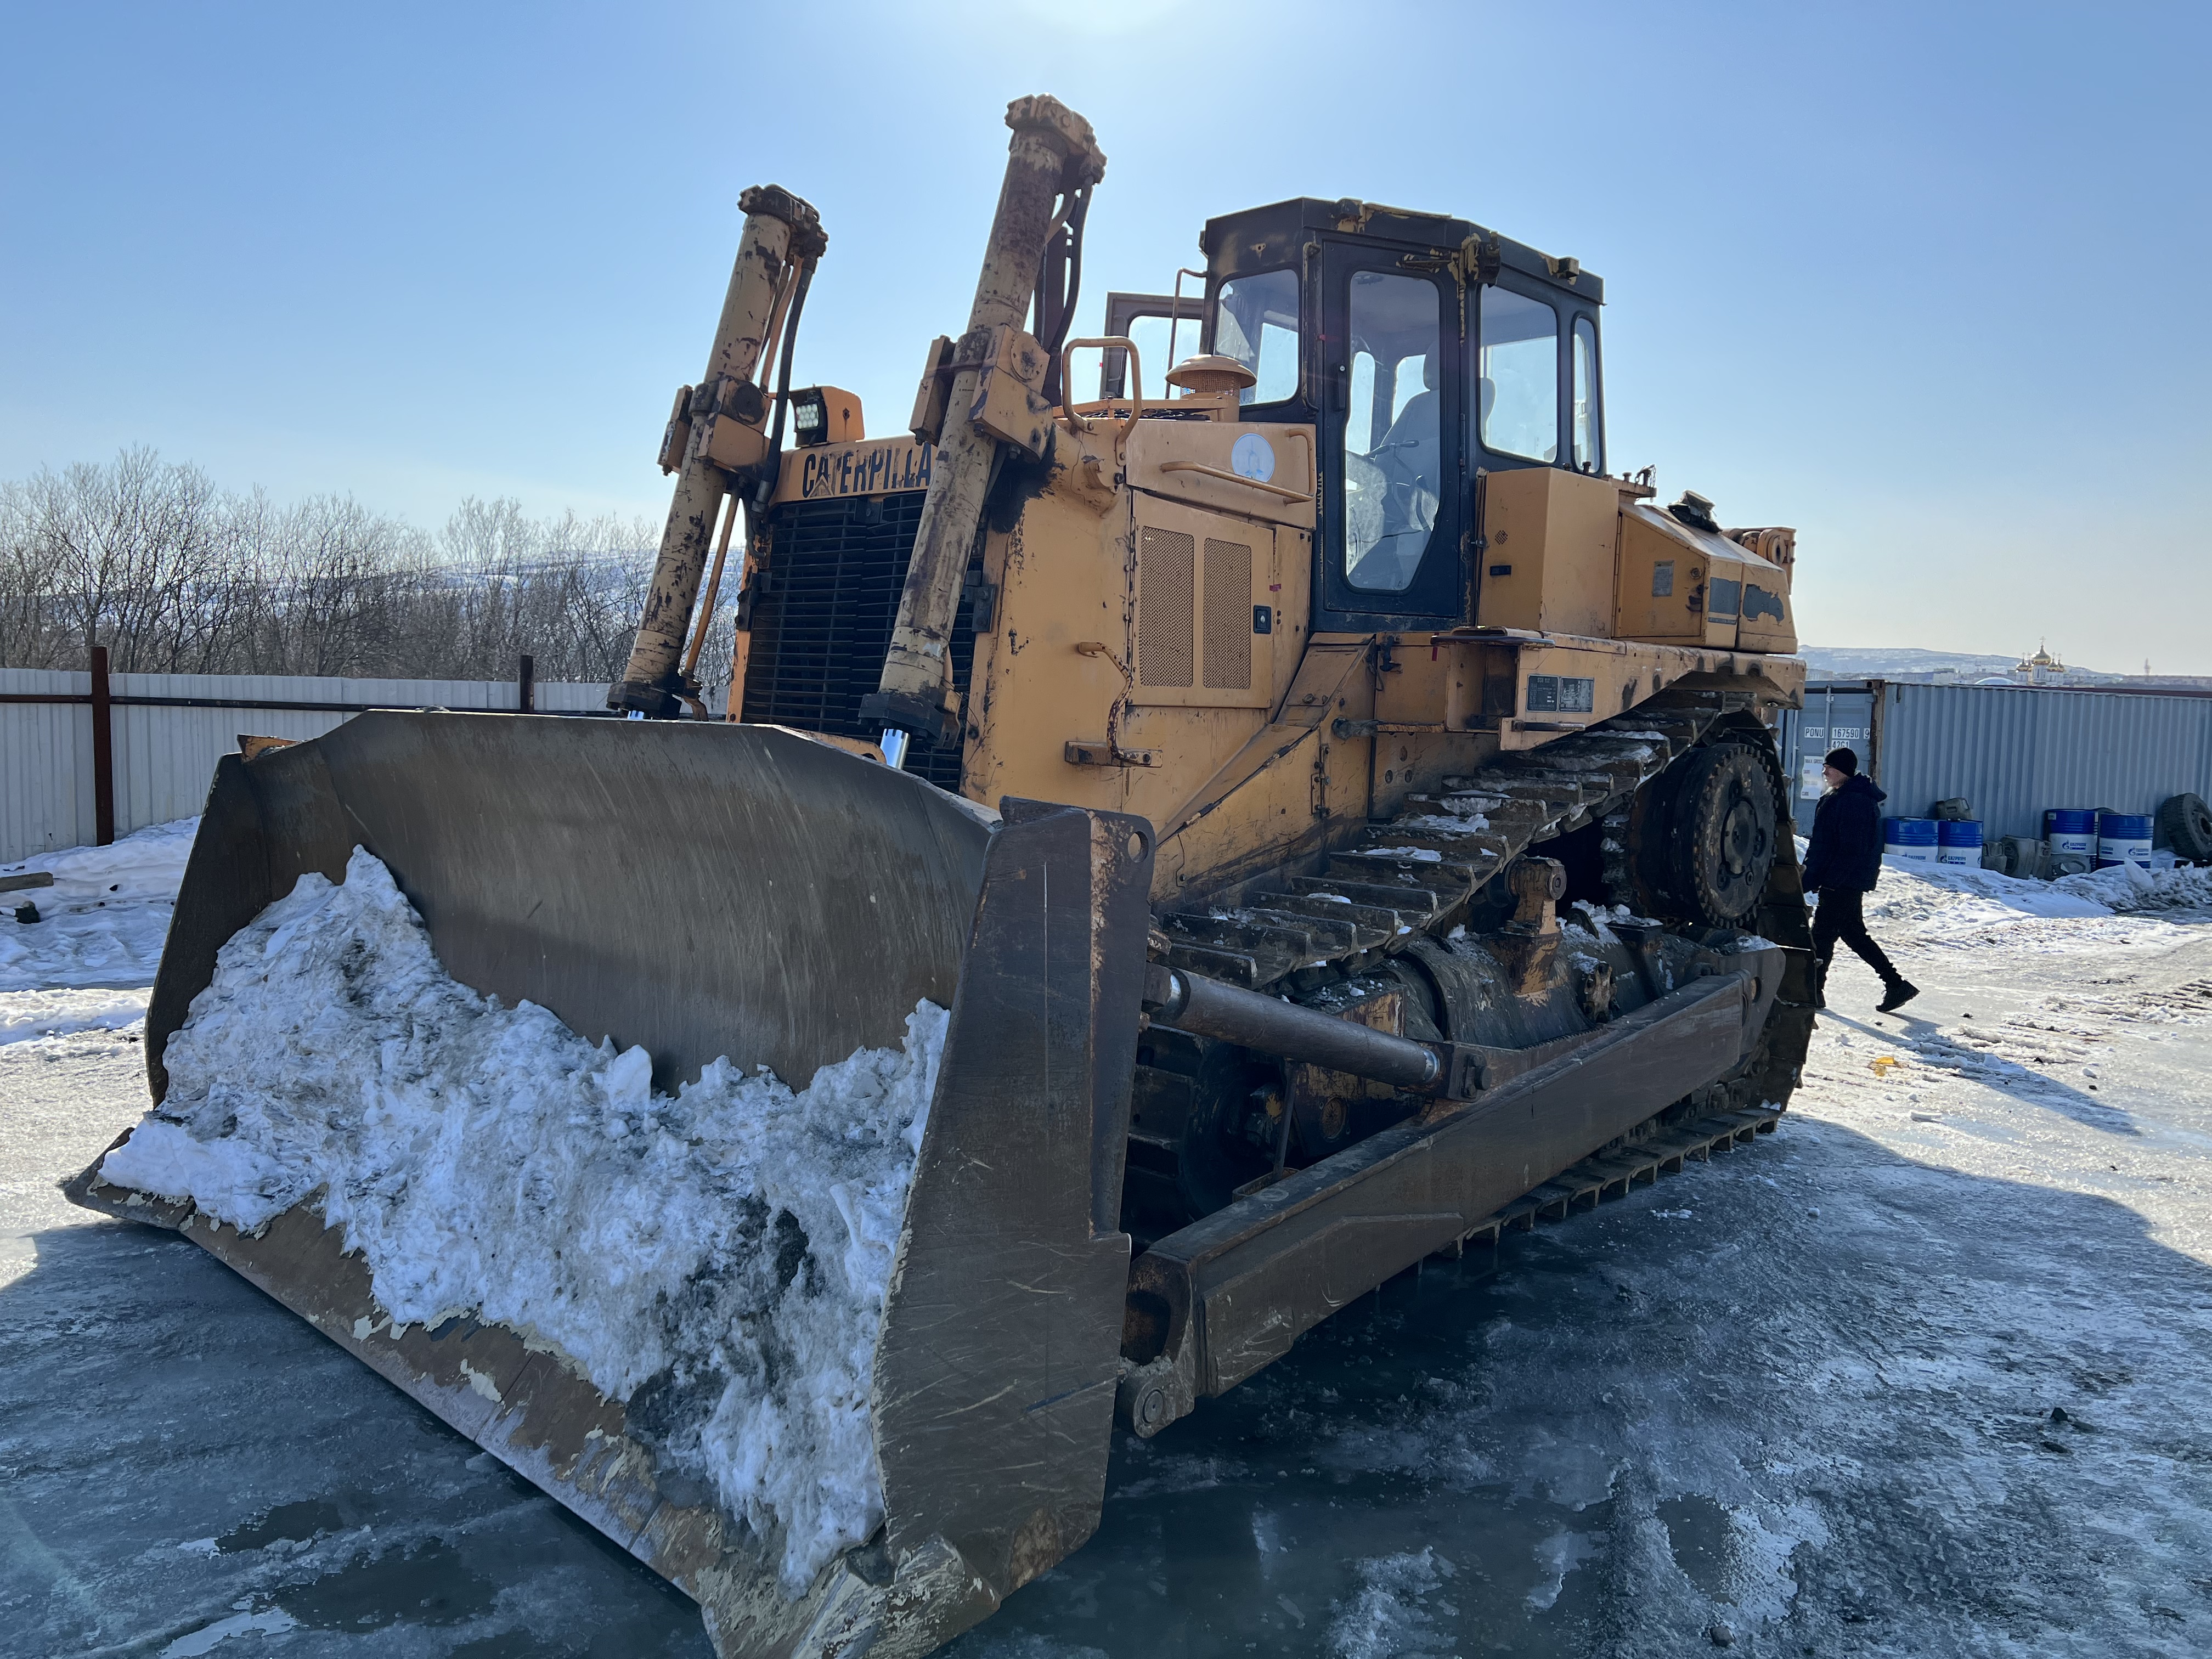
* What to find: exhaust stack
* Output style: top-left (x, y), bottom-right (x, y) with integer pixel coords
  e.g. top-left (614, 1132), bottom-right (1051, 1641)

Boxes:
top-left (611, 185), bottom-right (826, 717)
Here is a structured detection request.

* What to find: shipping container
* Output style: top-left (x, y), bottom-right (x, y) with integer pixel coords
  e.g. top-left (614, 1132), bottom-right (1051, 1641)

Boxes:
top-left (1778, 680), bottom-right (2212, 843)
top-left (1779, 684), bottom-right (1877, 820)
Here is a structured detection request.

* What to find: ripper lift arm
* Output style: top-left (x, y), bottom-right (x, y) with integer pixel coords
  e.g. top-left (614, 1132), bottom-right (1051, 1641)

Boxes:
top-left (611, 186), bottom-right (827, 718)
top-left (862, 96), bottom-right (1107, 758)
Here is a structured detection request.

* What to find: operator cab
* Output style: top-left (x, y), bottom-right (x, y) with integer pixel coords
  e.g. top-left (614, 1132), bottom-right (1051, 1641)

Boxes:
top-left (1186, 199), bottom-right (1605, 633)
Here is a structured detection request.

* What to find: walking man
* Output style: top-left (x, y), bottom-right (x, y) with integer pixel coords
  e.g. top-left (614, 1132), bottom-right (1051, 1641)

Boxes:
top-left (1801, 747), bottom-right (1918, 1013)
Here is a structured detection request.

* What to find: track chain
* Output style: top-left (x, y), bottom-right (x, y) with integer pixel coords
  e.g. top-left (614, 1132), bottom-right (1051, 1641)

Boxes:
top-left (1158, 690), bottom-right (1769, 991)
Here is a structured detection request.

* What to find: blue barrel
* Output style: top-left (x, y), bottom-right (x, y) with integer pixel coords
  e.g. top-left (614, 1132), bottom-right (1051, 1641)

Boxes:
top-left (2096, 811), bottom-right (2153, 870)
top-left (2045, 808), bottom-right (2097, 862)
top-left (1936, 819), bottom-right (1984, 866)
top-left (1883, 817), bottom-right (1938, 863)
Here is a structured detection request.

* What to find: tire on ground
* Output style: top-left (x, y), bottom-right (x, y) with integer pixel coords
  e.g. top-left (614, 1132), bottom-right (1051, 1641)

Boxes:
top-left (2157, 793), bottom-right (2212, 864)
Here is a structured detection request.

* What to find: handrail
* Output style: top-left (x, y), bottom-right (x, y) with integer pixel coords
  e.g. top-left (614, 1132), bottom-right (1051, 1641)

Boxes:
top-left (1154, 460), bottom-right (1312, 504)
top-left (1059, 336), bottom-right (1142, 439)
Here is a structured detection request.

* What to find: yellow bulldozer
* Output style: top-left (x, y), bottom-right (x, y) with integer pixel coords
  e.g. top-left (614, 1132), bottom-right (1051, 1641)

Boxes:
top-left (73, 95), bottom-right (1810, 1657)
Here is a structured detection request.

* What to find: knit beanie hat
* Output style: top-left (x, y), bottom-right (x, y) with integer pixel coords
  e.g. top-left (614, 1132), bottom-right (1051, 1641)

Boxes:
top-left (1824, 747), bottom-right (1859, 776)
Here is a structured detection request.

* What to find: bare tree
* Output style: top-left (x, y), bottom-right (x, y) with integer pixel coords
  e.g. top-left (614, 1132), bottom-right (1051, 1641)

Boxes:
top-left (0, 451), bottom-right (698, 691)
top-left (0, 449), bottom-right (232, 670)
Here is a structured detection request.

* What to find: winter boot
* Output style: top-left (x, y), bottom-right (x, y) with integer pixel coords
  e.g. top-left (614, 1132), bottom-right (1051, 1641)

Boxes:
top-left (1876, 979), bottom-right (1920, 1014)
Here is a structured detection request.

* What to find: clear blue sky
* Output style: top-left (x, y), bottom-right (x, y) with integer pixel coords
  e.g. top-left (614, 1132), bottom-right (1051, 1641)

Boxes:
top-left (4, 1), bottom-right (2207, 670)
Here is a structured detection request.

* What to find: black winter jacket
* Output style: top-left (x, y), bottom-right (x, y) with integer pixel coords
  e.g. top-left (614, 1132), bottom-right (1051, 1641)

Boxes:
top-left (1803, 772), bottom-right (1886, 894)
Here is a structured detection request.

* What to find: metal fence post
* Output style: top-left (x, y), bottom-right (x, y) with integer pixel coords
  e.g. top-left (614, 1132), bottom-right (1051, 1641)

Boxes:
top-left (518, 653), bottom-right (535, 713)
top-left (90, 644), bottom-right (115, 845)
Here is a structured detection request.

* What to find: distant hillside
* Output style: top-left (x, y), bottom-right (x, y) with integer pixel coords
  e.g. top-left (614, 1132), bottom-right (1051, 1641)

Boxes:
top-left (1800, 646), bottom-right (2120, 681)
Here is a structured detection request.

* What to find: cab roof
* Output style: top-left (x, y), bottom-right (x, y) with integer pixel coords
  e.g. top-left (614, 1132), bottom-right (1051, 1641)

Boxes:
top-left (1200, 197), bottom-right (1603, 307)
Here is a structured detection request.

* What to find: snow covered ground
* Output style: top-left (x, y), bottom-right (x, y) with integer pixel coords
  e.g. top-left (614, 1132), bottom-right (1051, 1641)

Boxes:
top-left (0, 817), bottom-right (195, 1000)
top-left (6, 845), bottom-right (2212, 1656)
top-left (0, 817), bottom-right (196, 1058)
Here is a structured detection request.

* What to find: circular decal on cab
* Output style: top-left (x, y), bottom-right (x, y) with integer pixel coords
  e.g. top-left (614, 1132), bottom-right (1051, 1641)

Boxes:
top-left (1230, 432), bottom-right (1276, 483)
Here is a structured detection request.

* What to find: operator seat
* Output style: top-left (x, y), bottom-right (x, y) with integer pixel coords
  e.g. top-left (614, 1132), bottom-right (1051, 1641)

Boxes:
top-left (1355, 356), bottom-right (1442, 587)
top-left (1377, 355), bottom-right (1441, 503)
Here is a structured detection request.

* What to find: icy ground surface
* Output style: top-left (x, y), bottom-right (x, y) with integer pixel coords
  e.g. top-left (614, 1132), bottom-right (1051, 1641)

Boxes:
top-left (6, 855), bottom-right (2212, 1655)
top-left (92, 847), bottom-right (943, 1592)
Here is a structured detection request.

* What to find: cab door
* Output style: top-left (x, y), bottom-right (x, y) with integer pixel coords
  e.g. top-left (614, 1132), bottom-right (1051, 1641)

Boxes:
top-left (1317, 246), bottom-right (1467, 626)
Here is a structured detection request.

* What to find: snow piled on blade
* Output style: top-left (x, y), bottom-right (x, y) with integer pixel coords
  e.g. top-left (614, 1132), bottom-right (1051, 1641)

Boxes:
top-left (96, 845), bottom-right (945, 1593)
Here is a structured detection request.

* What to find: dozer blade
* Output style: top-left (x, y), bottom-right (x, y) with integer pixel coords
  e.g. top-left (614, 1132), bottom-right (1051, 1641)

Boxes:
top-left (67, 713), bottom-right (1155, 1657)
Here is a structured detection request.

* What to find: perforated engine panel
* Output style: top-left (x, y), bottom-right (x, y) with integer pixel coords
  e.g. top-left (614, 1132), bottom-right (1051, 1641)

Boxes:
top-left (1202, 538), bottom-right (1253, 690)
top-left (1137, 527), bottom-right (1195, 689)
top-left (742, 490), bottom-right (972, 791)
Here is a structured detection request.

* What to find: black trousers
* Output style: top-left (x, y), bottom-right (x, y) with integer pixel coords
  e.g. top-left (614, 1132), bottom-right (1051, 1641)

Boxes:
top-left (1810, 887), bottom-right (1900, 989)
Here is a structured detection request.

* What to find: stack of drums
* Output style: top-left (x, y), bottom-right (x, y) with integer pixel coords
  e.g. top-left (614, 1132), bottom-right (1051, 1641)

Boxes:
top-left (1882, 818), bottom-right (1939, 863)
top-left (2044, 808), bottom-right (2097, 876)
top-left (1936, 819), bottom-right (1984, 866)
top-left (2096, 811), bottom-right (2153, 871)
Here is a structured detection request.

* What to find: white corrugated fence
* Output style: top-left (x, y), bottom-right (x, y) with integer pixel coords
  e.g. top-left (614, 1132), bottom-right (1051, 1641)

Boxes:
top-left (2, 665), bottom-right (616, 863)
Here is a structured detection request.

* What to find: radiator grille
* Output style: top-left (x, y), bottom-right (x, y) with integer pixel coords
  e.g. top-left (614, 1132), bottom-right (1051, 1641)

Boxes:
top-left (740, 491), bottom-right (970, 792)
top-left (1137, 527), bottom-right (1195, 687)
top-left (1202, 538), bottom-right (1252, 690)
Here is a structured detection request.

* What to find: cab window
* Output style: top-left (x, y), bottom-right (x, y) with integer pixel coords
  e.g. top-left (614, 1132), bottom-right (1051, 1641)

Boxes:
top-left (1480, 286), bottom-right (1559, 463)
top-left (1111, 312), bottom-right (1195, 397)
top-left (1572, 317), bottom-right (1601, 472)
top-left (1342, 270), bottom-right (1441, 592)
top-left (1214, 269), bottom-right (1300, 404)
